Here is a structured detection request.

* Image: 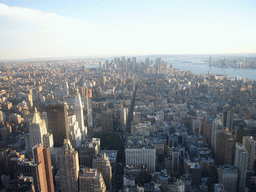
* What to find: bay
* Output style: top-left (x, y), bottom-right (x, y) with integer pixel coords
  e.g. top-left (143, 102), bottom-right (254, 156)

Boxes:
top-left (165, 58), bottom-right (256, 81)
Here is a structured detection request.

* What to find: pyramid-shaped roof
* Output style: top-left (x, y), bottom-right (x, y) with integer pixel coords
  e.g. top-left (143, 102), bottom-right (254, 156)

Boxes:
top-left (32, 108), bottom-right (42, 124)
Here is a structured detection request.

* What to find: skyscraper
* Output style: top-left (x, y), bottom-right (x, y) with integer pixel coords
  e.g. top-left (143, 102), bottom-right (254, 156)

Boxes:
top-left (59, 139), bottom-right (79, 192)
top-left (78, 138), bottom-right (100, 167)
top-left (222, 110), bottom-right (233, 131)
top-left (192, 118), bottom-right (201, 135)
top-left (92, 153), bottom-right (112, 191)
top-left (234, 142), bottom-right (248, 191)
top-left (100, 76), bottom-right (106, 87)
top-left (15, 144), bottom-right (54, 192)
top-left (218, 165), bottom-right (238, 192)
top-left (26, 93), bottom-right (33, 108)
top-left (64, 79), bottom-right (69, 96)
top-left (101, 108), bottom-right (114, 132)
top-left (15, 159), bottom-right (46, 192)
top-left (68, 114), bottom-right (82, 148)
top-left (86, 88), bottom-right (93, 131)
top-left (211, 116), bottom-right (223, 153)
top-left (119, 108), bottom-right (128, 132)
top-left (0, 110), bottom-right (4, 121)
top-left (242, 136), bottom-right (256, 171)
top-left (32, 144), bottom-right (54, 192)
top-left (43, 133), bottom-right (54, 153)
top-left (74, 90), bottom-right (87, 138)
top-left (47, 103), bottom-right (69, 147)
top-left (171, 147), bottom-right (179, 175)
top-left (215, 128), bottom-right (234, 165)
top-left (27, 108), bottom-right (48, 154)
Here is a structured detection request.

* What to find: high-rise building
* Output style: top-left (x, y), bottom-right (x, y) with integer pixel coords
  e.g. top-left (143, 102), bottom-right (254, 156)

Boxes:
top-left (113, 103), bottom-right (122, 122)
top-left (47, 103), bottom-right (69, 147)
top-left (218, 165), bottom-right (238, 192)
top-left (222, 110), bottom-right (233, 131)
top-left (100, 76), bottom-right (106, 87)
top-left (192, 118), bottom-right (201, 135)
top-left (43, 133), bottom-right (54, 153)
top-left (227, 111), bottom-right (233, 131)
top-left (64, 79), bottom-right (69, 96)
top-left (171, 147), bottom-right (179, 175)
top-left (78, 138), bottom-right (100, 167)
top-left (215, 128), bottom-right (234, 165)
top-left (78, 168), bottom-right (106, 192)
top-left (189, 163), bottom-right (201, 185)
top-left (15, 159), bottom-right (43, 192)
top-left (79, 87), bottom-right (86, 96)
top-left (74, 90), bottom-right (86, 139)
top-left (15, 144), bottom-right (54, 192)
top-left (32, 144), bottom-right (54, 192)
top-left (59, 139), bottom-right (79, 192)
top-left (133, 111), bottom-right (142, 123)
top-left (27, 108), bottom-right (48, 154)
top-left (93, 153), bottom-right (112, 191)
top-left (86, 88), bottom-right (93, 131)
top-left (234, 142), bottom-right (248, 191)
top-left (242, 136), bottom-right (256, 171)
top-left (26, 93), bottom-right (33, 108)
top-left (125, 141), bottom-right (156, 173)
top-left (101, 108), bottom-right (114, 132)
top-left (211, 116), bottom-right (223, 153)
top-left (68, 114), bottom-right (82, 148)
top-left (120, 108), bottom-right (128, 132)
top-left (0, 110), bottom-right (4, 121)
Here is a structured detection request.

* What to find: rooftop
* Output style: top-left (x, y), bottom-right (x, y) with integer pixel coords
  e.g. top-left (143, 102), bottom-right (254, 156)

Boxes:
top-left (100, 150), bottom-right (118, 163)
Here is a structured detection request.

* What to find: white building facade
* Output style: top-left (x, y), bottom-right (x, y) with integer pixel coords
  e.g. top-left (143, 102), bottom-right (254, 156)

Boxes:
top-left (125, 143), bottom-right (156, 173)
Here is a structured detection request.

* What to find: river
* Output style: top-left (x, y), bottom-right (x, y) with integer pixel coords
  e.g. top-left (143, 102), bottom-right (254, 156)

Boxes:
top-left (137, 56), bottom-right (256, 81)
top-left (88, 56), bottom-right (256, 81)
top-left (169, 59), bottom-right (256, 81)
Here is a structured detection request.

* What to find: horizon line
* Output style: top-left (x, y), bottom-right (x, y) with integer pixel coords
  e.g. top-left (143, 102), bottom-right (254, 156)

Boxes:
top-left (1, 52), bottom-right (256, 62)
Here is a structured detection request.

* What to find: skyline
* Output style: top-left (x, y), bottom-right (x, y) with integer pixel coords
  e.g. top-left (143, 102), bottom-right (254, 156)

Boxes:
top-left (0, 0), bottom-right (256, 60)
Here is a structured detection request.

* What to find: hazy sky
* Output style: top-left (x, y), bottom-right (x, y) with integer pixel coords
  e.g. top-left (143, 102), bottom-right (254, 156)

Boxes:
top-left (0, 0), bottom-right (255, 60)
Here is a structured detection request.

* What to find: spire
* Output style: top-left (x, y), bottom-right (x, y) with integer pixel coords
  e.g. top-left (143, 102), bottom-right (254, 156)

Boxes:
top-left (32, 107), bottom-right (42, 124)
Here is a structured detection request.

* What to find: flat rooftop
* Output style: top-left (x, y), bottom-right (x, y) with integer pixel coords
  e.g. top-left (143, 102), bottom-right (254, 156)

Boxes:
top-left (100, 150), bottom-right (118, 163)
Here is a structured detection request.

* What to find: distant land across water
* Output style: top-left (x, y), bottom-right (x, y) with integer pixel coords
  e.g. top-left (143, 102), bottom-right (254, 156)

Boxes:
top-left (135, 56), bottom-right (256, 81)
top-left (168, 58), bottom-right (256, 81)
top-left (88, 59), bottom-right (256, 81)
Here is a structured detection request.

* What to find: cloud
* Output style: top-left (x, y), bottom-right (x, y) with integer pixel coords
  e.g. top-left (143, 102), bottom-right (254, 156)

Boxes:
top-left (0, 3), bottom-right (255, 60)
top-left (0, 3), bottom-right (112, 59)
top-left (0, 3), bottom-right (53, 25)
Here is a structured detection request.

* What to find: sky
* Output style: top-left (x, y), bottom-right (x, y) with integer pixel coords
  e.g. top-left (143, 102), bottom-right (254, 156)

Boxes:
top-left (0, 0), bottom-right (255, 60)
